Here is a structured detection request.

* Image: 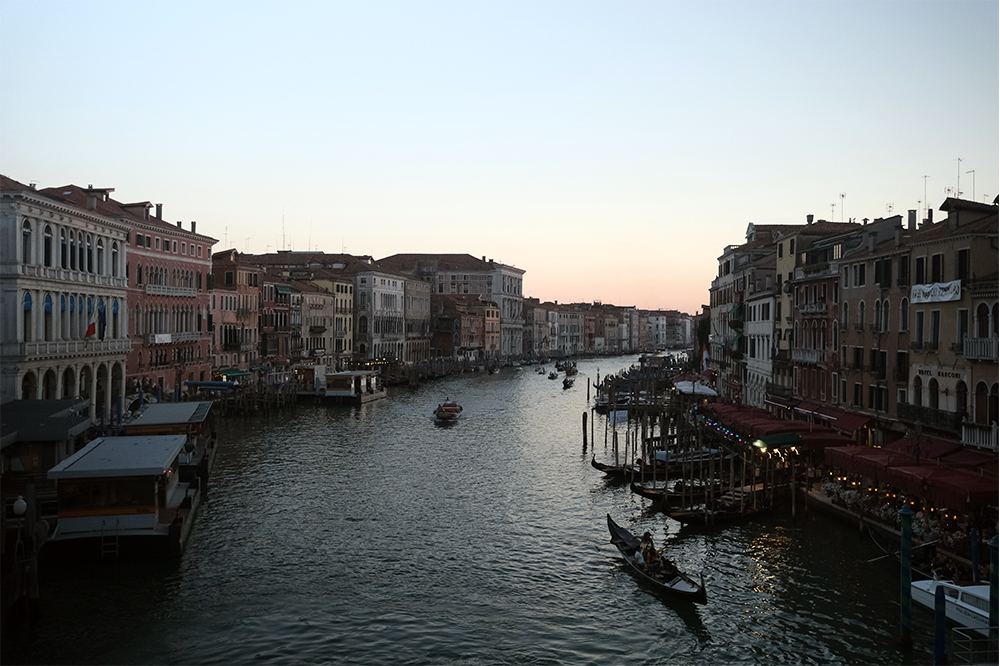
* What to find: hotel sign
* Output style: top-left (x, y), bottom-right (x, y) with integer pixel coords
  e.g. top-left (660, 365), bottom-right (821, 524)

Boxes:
top-left (911, 280), bottom-right (961, 304)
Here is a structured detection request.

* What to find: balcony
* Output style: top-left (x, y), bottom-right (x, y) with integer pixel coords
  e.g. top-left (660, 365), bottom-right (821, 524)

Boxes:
top-left (964, 337), bottom-right (998, 361)
top-left (309, 325), bottom-right (327, 334)
top-left (145, 284), bottom-right (197, 297)
top-left (897, 403), bottom-right (964, 434)
top-left (799, 301), bottom-right (828, 314)
top-left (765, 381), bottom-right (793, 399)
top-left (962, 422), bottom-right (998, 452)
top-left (14, 338), bottom-right (131, 359)
top-left (792, 348), bottom-right (826, 364)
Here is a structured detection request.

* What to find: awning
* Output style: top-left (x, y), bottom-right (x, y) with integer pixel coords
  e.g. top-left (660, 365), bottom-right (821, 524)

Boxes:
top-left (814, 406), bottom-right (872, 435)
top-left (218, 368), bottom-right (250, 377)
top-left (275, 285), bottom-right (291, 294)
top-left (794, 401), bottom-right (821, 416)
top-left (884, 435), bottom-right (963, 460)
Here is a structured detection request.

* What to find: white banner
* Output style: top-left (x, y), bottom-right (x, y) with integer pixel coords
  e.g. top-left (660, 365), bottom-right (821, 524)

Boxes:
top-left (910, 280), bottom-right (961, 304)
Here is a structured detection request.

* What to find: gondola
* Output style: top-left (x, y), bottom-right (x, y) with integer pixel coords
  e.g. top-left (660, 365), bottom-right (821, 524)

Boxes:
top-left (667, 492), bottom-right (788, 526)
top-left (629, 481), bottom-right (721, 507)
top-left (606, 514), bottom-right (707, 604)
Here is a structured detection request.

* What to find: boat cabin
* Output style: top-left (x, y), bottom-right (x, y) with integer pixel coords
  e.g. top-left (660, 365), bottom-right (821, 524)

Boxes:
top-left (323, 370), bottom-right (386, 404)
top-left (119, 402), bottom-right (217, 482)
top-left (46, 434), bottom-right (200, 559)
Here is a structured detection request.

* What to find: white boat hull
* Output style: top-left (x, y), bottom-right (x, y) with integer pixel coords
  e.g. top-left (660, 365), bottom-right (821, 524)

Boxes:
top-left (911, 579), bottom-right (991, 636)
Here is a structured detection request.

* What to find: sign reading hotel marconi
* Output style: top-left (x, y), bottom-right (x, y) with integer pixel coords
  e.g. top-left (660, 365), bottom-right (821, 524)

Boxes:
top-left (910, 280), bottom-right (961, 304)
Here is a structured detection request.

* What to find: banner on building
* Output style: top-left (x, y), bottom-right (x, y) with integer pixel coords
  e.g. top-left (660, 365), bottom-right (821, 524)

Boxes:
top-left (910, 280), bottom-right (961, 304)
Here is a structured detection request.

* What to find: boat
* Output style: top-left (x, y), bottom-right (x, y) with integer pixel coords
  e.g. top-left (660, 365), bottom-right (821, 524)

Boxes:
top-left (44, 434), bottom-right (202, 560)
top-left (911, 579), bottom-right (991, 636)
top-left (667, 487), bottom-right (788, 526)
top-left (119, 401), bottom-right (218, 485)
top-left (548, 371), bottom-right (558, 380)
top-left (606, 514), bottom-right (707, 604)
top-left (630, 481), bottom-right (721, 507)
top-left (434, 399), bottom-right (463, 421)
top-left (563, 377), bottom-right (575, 389)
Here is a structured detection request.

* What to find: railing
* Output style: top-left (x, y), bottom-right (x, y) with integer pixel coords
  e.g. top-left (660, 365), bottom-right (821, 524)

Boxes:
top-left (961, 422), bottom-right (998, 451)
top-left (14, 338), bottom-right (131, 358)
top-left (309, 326), bottom-right (327, 334)
top-left (950, 626), bottom-right (998, 665)
top-left (791, 348), bottom-right (825, 364)
top-left (897, 403), bottom-right (964, 434)
top-left (800, 302), bottom-right (828, 314)
top-left (145, 284), bottom-right (197, 297)
top-left (765, 381), bottom-right (793, 398)
top-left (964, 336), bottom-right (998, 361)
top-left (10, 263), bottom-right (127, 289)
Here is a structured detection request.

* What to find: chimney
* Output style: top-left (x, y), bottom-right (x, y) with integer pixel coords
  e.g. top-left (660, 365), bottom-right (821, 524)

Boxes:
top-left (482, 256), bottom-right (486, 262)
top-left (907, 209), bottom-right (916, 230)
top-left (86, 184), bottom-right (97, 210)
top-left (806, 214), bottom-right (813, 224)
top-left (191, 221), bottom-right (197, 233)
top-left (176, 221), bottom-right (182, 228)
top-left (155, 203), bottom-right (162, 219)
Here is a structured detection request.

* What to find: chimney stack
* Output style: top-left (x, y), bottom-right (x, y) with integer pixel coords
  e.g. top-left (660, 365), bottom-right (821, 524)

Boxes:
top-left (908, 209), bottom-right (916, 230)
top-left (176, 221), bottom-right (182, 228)
top-left (155, 203), bottom-right (162, 219)
top-left (191, 221), bottom-right (197, 233)
top-left (806, 214), bottom-right (814, 224)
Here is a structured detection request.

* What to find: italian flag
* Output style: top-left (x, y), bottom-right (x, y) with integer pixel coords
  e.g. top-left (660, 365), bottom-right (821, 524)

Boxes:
top-left (84, 309), bottom-right (98, 339)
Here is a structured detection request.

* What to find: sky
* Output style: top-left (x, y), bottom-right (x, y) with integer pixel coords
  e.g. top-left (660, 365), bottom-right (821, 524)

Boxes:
top-left (1, 1), bottom-right (997, 314)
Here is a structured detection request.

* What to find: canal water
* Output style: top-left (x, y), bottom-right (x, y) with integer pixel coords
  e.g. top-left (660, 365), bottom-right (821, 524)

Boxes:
top-left (8, 356), bottom-right (937, 665)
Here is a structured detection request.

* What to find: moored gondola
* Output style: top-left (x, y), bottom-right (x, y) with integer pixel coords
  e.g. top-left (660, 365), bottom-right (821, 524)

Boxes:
top-left (606, 514), bottom-right (707, 604)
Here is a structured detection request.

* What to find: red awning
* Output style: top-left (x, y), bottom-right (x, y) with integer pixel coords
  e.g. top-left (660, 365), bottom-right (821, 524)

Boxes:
top-left (794, 401), bottom-right (822, 416)
top-left (814, 405), bottom-right (872, 435)
top-left (884, 465), bottom-right (966, 500)
top-left (925, 470), bottom-right (999, 512)
top-left (884, 435), bottom-right (963, 460)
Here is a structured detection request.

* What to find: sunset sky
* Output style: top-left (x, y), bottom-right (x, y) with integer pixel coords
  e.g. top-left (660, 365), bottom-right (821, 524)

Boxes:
top-left (1, 1), bottom-right (996, 314)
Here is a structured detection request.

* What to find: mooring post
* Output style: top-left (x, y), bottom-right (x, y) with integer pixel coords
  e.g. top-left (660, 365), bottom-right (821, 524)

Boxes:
top-left (971, 527), bottom-right (980, 583)
top-left (990, 535), bottom-right (998, 638)
top-left (899, 504), bottom-right (914, 650)
top-left (933, 584), bottom-right (946, 665)
top-left (582, 412), bottom-right (588, 450)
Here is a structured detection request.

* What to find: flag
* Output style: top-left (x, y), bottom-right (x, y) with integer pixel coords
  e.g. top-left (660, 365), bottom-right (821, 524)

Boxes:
top-left (84, 309), bottom-right (98, 339)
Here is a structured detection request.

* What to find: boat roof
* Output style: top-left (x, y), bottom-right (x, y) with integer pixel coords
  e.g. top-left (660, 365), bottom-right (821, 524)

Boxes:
top-left (124, 401), bottom-right (213, 427)
top-left (48, 435), bottom-right (187, 479)
top-left (324, 370), bottom-right (378, 377)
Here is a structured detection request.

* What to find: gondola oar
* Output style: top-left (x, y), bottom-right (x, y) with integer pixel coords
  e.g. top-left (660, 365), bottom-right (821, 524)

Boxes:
top-left (867, 540), bottom-right (938, 563)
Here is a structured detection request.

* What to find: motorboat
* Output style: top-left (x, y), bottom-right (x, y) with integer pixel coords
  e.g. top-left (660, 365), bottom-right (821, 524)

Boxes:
top-left (911, 579), bottom-right (991, 635)
top-left (434, 399), bottom-right (463, 421)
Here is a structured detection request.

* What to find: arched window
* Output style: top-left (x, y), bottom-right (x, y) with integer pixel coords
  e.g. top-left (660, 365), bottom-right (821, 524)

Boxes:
top-left (21, 221), bottom-right (32, 264)
top-left (44, 293), bottom-right (53, 341)
top-left (842, 302), bottom-right (849, 327)
top-left (975, 303), bottom-right (990, 339)
top-left (882, 299), bottom-right (890, 332)
top-left (912, 376), bottom-right (923, 407)
top-left (60, 229), bottom-right (68, 269)
top-left (991, 383), bottom-right (999, 424)
top-left (86, 235), bottom-right (94, 273)
top-left (975, 382), bottom-right (989, 424)
top-left (137, 263), bottom-right (143, 284)
top-left (928, 378), bottom-right (939, 410)
top-left (899, 298), bottom-right (909, 331)
top-left (956, 381), bottom-right (968, 417)
top-left (858, 301), bottom-right (865, 327)
top-left (96, 238), bottom-right (105, 275)
top-left (22, 292), bottom-right (32, 342)
top-left (77, 232), bottom-right (85, 271)
top-left (874, 300), bottom-right (882, 332)
top-left (111, 242), bottom-right (119, 277)
top-left (43, 225), bottom-right (53, 267)
top-left (69, 232), bottom-right (77, 270)
top-left (112, 299), bottom-right (120, 338)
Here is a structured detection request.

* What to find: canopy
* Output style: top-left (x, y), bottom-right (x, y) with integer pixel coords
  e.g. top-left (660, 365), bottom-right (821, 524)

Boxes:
top-left (673, 381), bottom-right (718, 397)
